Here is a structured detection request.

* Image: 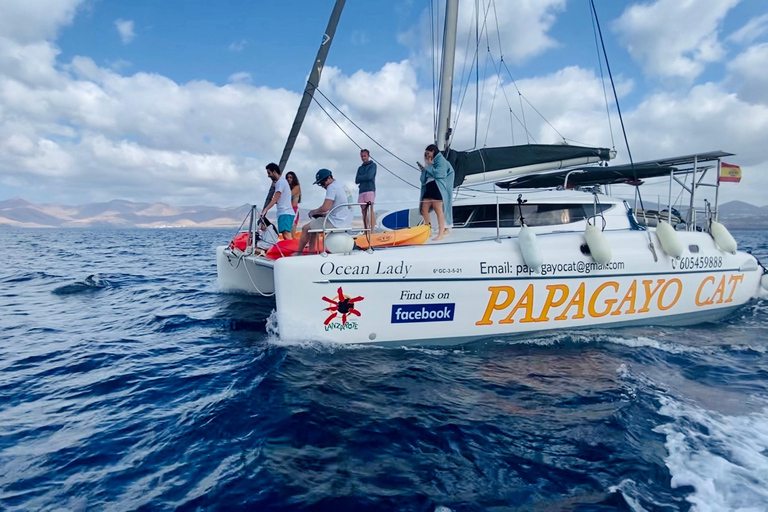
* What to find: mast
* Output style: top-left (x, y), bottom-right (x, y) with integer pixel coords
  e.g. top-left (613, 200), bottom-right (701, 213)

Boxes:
top-left (278, 0), bottom-right (346, 171)
top-left (436, 0), bottom-right (460, 152)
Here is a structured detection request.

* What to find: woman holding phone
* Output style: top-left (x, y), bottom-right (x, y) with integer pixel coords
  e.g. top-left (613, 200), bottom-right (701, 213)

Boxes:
top-left (418, 144), bottom-right (455, 240)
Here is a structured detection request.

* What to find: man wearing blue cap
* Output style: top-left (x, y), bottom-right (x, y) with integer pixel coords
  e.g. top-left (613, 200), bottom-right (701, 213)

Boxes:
top-left (295, 169), bottom-right (353, 254)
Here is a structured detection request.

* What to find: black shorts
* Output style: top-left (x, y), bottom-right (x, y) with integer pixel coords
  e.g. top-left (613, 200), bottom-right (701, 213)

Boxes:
top-left (423, 181), bottom-right (442, 201)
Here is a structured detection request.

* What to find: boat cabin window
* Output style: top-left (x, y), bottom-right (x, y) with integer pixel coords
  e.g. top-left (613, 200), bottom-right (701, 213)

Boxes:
top-left (452, 205), bottom-right (475, 227)
top-left (453, 203), bottom-right (613, 228)
top-left (468, 204), bottom-right (519, 228)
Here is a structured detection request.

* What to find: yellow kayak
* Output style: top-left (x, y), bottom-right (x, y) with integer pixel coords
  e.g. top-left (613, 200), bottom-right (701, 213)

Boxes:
top-left (354, 225), bottom-right (430, 249)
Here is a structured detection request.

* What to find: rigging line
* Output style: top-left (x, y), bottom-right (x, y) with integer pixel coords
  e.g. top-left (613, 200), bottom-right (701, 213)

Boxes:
top-left (481, 45), bottom-right (516, 144)
top-left (490, 0), bottom-right (525, 136)
top-left (313, 85), bottom-right (420, 172)
top-left (451, 0), bottom-right (494, 147)
top-left (517, 75), bottom-right (529, 143)
top-left (488, 0), bottom-right (556, 144)
top-left (589, 0), bottom-right (642, 209)
top-left (309, 94), bottom-right (419, 189)
top-left (485, 48), bottom-right (537, 143)
top-left (509, 108), bottom-right (515, 145)
top-left (483, 71), bottom-right (501, 147)
top-left (491, 0), bottom-right (504, 68)
top-left (483, 72), bottom-right (500, 146)
top-left (454, 0), bottom-right (477, 123)
top-left (451, 49), bottom-right (479, 148)
top-left (477, 0), bottom-right (493, 130)
top-left (562, 137), bottom-right (596, 147)
top-left (589, 0), bottom-right (615, 149)
top-left (488, 0), bottom-right (527, 101)
top-left (466, 5), bottom-right (532, 149)
top-left (477, 43), bottom-right (491, 120)
top-left (500, 58), bottom-right (565, 143)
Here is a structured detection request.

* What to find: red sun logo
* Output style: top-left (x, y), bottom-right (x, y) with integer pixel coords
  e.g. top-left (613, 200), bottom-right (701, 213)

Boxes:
top-left (321, 287), bottom-right (364, 325)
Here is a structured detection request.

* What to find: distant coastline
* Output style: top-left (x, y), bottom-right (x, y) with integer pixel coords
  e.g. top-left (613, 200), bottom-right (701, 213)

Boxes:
top-left (1, 197), bottom-right (767, 229)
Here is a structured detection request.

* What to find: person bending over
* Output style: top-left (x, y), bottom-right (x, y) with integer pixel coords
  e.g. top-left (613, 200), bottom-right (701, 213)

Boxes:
top-left (261, 163), bottom-right (294, 240)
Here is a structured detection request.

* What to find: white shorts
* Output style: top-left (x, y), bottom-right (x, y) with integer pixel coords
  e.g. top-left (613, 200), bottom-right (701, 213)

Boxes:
top-left (308, 216), bottom-right (337, 230)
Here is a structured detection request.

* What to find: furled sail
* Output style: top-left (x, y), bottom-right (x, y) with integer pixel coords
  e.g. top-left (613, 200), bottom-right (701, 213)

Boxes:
top-left (446, 144), bottom-right (613, 187)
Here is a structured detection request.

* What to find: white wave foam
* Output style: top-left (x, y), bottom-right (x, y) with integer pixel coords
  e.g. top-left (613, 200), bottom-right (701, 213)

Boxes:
top-left (492, 331), bottom-right (704, 355)
top-left (265, 309), bottom-right (279, 338)
top-left (608, 479), bottom-right (649, 512)
top-left (655, 396), bottom-right (768, 511)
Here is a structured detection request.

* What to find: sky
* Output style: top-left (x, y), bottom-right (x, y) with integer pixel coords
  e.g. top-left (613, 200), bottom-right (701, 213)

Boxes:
top-left (0, 0), bottom-right (767, 210)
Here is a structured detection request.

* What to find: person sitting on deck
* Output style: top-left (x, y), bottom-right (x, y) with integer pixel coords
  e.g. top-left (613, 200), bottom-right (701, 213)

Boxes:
top-left (254, 217), bottom-right (279, 255)
top-left (418, 144), bottom-right (455, 241)
top-left (295, 169), bottom-right (352, 255)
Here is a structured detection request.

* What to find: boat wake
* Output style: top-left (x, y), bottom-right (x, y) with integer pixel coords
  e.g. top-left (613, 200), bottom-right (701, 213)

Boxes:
top-left (655, 396), bottom-right (768, 511)
top-left (491, 330), bottom-right (704, 355)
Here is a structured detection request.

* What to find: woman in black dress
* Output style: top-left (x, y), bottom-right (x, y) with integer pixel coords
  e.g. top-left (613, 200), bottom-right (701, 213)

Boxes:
top-left (418, 144), bottom-right (447, 240)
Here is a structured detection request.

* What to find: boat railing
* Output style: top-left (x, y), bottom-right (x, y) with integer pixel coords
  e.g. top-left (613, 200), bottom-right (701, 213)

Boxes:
top-left (307, 202), bottom-right (373, 255)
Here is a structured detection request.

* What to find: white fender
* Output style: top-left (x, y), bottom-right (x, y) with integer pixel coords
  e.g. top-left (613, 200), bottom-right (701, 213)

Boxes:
top-left (711, 221), bottom-right (737, 254)
top-left (325, 232), bottom-right (355, 254)
top-left (762, 273), bottom-right (768, 292)
top-left (656, 220), bottom-right (684, 258)
top-left (584, 224), bottom-right (612, 264)
top-left (518, 225), bottom-right (543, 272)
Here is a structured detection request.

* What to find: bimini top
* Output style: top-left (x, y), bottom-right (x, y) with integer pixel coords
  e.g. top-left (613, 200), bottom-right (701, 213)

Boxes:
top-left (495, 150), bottom-right (735, 189)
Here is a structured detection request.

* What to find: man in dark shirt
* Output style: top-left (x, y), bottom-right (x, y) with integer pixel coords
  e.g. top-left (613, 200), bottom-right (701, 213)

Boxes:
top-left (355, 149), bottom-right (377, 232)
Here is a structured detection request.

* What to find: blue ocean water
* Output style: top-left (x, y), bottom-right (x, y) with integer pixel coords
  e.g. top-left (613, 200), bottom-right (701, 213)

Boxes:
top-left (1, 228), bottom-right (767, 511)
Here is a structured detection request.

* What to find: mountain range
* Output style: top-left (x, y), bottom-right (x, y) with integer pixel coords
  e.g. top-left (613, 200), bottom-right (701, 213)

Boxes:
top-left (1, 197), bottom-right (767, 229)
top-left (0, 197), bottom-right (256, 228)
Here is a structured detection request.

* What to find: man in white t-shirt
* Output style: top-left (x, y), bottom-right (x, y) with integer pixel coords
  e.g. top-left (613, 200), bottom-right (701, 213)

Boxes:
top-left (261, 162), bottom-right (294, 239)
top-left (295, 169), bottom-right (353, 255)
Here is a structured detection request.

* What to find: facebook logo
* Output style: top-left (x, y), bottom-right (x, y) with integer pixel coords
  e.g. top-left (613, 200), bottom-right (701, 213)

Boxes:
top-left (391, 303), bottom-right (455, 323)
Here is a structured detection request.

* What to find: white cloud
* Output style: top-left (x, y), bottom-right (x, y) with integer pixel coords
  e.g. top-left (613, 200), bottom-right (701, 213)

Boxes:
top-left (614, 0), bottom-right (739, 81)
top-left (400, 0), bottom-right (566, 70)
top-left (459, 0), bottom-right (565, 65)
top-left (727, 43), bottom-right (768, 104)
top-left (107, 58), bottom-right (132, 72)
top-left (620, 82), bottom-right (768, 206)
top-left (227, 72), bottom-right (252, 84)
top-left (0, 0), bottom-right (767, 210)
top-left (115, 19), bottom-right (135, 45)
top-left (0, 0), bottom-right (83, 43)
top-left (228, 39), bottom-right (247, 52)
top-left (728, 13), bottom-right (768, 45)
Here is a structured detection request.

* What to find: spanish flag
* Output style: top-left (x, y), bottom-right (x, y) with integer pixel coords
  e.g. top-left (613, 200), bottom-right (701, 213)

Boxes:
top-left (719, 162), bottom-right (742, 183)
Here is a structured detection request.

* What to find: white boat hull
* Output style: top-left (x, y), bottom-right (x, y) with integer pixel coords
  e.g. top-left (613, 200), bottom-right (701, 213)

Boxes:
top-left (216, 230), bottom-right (764, 345)
top-left (216, 246), bottom-right (276, 295)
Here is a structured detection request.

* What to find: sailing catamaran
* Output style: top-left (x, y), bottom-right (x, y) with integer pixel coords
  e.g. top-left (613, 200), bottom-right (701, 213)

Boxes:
top-left (217, 0), bottom-right (768, 345)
